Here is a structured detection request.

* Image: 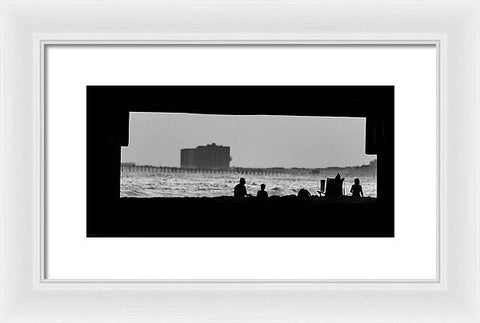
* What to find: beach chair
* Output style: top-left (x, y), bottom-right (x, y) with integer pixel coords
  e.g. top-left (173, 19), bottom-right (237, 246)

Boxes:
top-left (325, 177), bottom-right (344, 197)
top-left (317, 179), bottom-right (326, 196)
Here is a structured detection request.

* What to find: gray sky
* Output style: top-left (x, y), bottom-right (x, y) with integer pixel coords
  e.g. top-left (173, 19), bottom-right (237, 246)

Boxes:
top-left (121, 112), bottom-right (376, 168)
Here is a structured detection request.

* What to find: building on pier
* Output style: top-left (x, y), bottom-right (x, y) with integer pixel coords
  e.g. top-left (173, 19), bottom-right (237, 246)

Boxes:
top-left (180, 149), bottom-right (196, 169)
top-left (180, 143), bottom-right (231, 170)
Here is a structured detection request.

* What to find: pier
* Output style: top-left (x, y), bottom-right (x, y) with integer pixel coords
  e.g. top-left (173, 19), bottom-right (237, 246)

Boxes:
top-left (120, 160), bottom-right (377, 177)
top-left (120, 164), bottom-right (285, 176)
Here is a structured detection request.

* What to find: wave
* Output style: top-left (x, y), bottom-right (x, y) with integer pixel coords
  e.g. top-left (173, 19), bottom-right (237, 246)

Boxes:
top-left (120, 172), bottom-right (377, 198)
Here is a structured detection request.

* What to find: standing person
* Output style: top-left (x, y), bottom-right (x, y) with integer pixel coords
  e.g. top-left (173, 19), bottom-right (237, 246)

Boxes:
top-left (256, 184), bottom-right (268, 198)
top-left (350, 178), bottom-right (364, 198)
top-left (234, 178), bottom-right (251, 197)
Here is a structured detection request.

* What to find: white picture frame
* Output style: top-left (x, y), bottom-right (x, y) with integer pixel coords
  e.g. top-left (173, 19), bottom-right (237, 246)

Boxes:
top-left (1, 0), bottom-right (479, 321)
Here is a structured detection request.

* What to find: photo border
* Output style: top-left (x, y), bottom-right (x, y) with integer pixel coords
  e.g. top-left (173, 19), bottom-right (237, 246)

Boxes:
top-left (2, 0), bottom-right (479, 321)
top-left (86, 85), bottom-right (395, 238)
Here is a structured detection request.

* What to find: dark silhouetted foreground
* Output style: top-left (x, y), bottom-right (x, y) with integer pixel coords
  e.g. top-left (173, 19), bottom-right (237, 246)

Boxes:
top-left (87, 195), bottom-right (392, 237)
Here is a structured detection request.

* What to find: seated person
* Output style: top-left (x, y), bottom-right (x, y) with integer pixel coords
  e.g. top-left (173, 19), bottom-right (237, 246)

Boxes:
top-left (234, 178), bottom-right (250, 197)
top-left (350, 178), bottom-right (364, 197)
top-left (297, 188), bottom-right (312, 199)
top-left (256, 184), bottom-right (268, 198)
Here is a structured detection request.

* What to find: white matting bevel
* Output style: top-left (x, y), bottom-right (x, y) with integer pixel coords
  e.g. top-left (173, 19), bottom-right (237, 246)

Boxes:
top-left (1, 0), bottom-right (479, 321)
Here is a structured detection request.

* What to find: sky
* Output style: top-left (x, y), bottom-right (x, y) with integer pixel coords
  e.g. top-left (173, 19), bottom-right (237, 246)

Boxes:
top-left (121, 112), bottom-right (376, 168)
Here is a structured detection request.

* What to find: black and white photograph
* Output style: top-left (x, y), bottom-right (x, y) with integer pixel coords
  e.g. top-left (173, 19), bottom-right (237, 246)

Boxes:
top-left (121, 113), bottom-right (377, 199)
top-left (87, 85), bottom-right (394, 237)
top-left (6, 0), bottom-right (479, 319)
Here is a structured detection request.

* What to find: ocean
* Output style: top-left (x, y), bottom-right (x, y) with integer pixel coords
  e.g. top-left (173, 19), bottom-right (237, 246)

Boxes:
top-left (120, 171), bottom-right (377, 198)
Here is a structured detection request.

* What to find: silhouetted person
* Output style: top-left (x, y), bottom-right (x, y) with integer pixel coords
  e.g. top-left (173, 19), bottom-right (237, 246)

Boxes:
top-left (350, 178), bottom-right (364, 198)
top-left (297, 188), bottom-right (311, 199)
top-left (256, 184), bottom-right (268, 198)
top-left (234, 178), bottom-right (250, 197)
